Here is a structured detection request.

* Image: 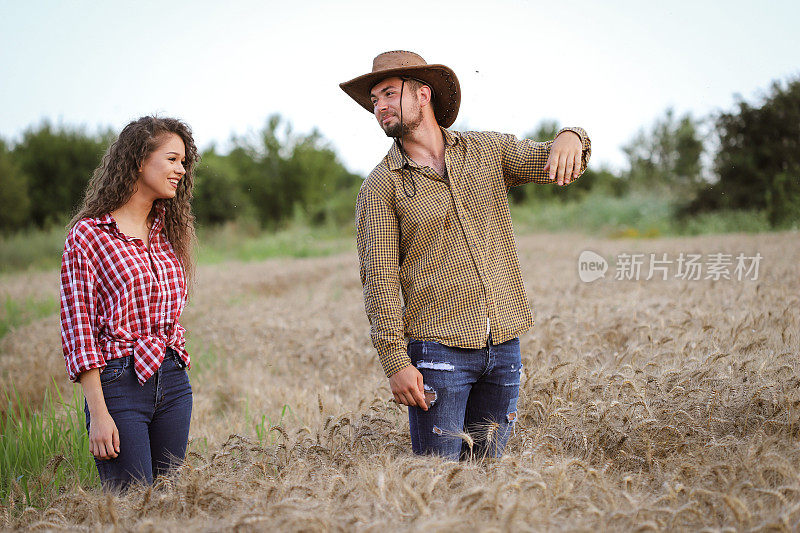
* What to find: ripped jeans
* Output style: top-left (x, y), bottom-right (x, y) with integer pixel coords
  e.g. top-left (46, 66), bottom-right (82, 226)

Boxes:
top-left (407, 335), bottom-right (521, 460)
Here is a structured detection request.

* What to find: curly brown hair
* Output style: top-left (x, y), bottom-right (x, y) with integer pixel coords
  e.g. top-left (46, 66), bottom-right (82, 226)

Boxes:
top-left (70, 116), bottom-right (199, 285)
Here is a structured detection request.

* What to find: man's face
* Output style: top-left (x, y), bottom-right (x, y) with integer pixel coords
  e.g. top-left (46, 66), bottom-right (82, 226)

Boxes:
top-left (370, 77), bottom-right (423, 138)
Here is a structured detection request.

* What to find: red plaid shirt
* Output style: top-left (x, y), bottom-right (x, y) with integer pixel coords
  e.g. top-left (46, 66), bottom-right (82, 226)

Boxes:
top-left (60, 207), bottom-right (190, 385)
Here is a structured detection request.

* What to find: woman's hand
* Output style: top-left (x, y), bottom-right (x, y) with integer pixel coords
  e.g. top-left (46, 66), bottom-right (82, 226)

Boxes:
top-left (79, 367), bottom-right (120, 460)
top-left (88, 409), bottom-right (120, 460)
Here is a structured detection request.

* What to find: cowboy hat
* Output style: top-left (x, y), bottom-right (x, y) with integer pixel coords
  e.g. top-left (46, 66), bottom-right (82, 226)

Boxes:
top-left (339, 50), bottom-right (461, 128)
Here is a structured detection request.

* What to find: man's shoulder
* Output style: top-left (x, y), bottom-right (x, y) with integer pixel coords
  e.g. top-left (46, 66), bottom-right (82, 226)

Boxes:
top-left (450, 129), bottom-right (509, 149)
top-left (360, 158), bottom-right (397, 199)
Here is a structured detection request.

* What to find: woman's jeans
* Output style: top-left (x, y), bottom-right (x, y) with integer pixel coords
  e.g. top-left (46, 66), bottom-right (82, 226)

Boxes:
top-left (407, 336), bottom-right (521, 460)
top-left (84, 348), bottom-right (193, 491)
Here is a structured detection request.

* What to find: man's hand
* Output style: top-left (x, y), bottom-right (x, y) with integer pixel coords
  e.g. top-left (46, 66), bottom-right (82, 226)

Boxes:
top-left (389, 365), bottom-right (428, 411)
top-left (544, 130), bottom-right (583, 186)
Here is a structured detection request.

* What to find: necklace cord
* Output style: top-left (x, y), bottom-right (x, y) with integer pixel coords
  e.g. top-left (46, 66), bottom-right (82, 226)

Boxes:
top-left (398, 78), bottom-right (416, 198)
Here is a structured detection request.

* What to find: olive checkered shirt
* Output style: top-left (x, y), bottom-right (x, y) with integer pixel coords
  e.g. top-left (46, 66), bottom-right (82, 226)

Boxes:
top-left (356, 127), bottom-right (591, 377)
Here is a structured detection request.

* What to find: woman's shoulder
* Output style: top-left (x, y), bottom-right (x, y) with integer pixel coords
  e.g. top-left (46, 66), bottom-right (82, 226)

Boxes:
top-left (65, 215), bottom-right (113, 252)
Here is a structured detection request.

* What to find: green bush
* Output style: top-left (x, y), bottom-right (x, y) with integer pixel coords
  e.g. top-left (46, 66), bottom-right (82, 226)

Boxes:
top-left (193, 148), bottom-right (257, 226)
top-left (12, 122), bottom-right (110, 228)
top-left (688, 76), bottom-right (800, 229)
top-left (0, 140), bottom-right (31, 232)
top-left (766, 172), bottom-right (800, 229)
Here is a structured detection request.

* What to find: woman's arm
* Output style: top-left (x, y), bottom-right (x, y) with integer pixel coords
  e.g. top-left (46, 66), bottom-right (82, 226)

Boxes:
top-left (60, 227), bottom-right (119, 459)
top-left (78, 368), bottom-right (120, 459)
top-left (60, 231), bottom-right (106, 382)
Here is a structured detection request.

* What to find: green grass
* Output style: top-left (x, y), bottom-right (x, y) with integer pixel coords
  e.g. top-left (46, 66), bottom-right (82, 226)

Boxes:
top-left (196, 222), bottom-right (352, 264)
top-left (511, 192), bottom-right (774, 238)
top-left (183, 338), bottom-right (220, 379)
top-left (0, 196), bottom-right (782, 276)
top-left (244, 398), bottom-right (294, 445)
top-left (0, 222), bottom-right (354, 275)
top-left (0, 385), bottom-right (98, 509)
top-left (0, 226), bottom-right (66, 274)
top-left (670, 208), bottom-right (773, 235)
top-left (0, 373), bottom-right (291, 511)
top-left (0, 296), bottom-right (59, 339)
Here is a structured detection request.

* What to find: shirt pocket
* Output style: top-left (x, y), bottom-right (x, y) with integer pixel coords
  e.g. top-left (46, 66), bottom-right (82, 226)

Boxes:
top-left (102, 248), bottom-right (156, 314)
top-left (461, 164), bottom-right (498, 218)
top-left (397, 184), bottom-right (452, 237)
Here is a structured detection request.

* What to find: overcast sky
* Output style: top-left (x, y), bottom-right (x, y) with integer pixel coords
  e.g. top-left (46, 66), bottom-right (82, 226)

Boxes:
top-left (1, 0), bottom-right (798, 175)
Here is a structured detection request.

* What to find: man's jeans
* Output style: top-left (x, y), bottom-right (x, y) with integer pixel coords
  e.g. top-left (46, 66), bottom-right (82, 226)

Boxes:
top-left (84, 347), bottom-right (193, 491)
top-left (407, 336), bottom-right (521, 460)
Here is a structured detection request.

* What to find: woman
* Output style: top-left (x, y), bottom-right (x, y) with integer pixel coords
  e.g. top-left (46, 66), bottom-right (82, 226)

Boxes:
top-left (60, 116), bottom-right (198, 491)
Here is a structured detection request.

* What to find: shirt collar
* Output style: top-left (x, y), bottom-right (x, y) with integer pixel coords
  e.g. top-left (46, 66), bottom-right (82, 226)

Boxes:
top-left (150, 203), bottom-right (165, 233)
top-left (95, 213), bottom-right (116, 227)
top-left (386, 127), bottom-right (460, 171)
top-left (93, 204), bottom-right (165, 238)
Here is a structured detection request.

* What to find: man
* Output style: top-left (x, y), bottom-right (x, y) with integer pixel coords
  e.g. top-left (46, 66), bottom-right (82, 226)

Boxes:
top-left (340, 51), bottom-right (590, 460)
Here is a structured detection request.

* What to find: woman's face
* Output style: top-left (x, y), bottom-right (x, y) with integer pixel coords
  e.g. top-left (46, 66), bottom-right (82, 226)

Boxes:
top-left (137, 133), bottom-right (186, 201)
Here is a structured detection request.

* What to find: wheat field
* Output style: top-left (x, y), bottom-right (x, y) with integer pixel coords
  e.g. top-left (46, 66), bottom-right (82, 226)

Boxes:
top-left (1, 231), bottom-right (799, 531)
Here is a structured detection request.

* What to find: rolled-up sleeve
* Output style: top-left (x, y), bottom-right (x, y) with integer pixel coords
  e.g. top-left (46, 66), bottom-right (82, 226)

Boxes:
top-left (497, 127), bottom-right (592, 187)
top-left (60, 241), bottom-right (103, 382)
top-left (355, 184), bottom-right (410, 377)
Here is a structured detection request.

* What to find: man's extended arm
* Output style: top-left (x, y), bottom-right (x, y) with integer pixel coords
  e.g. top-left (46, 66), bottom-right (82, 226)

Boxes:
top-left (499, 127), bottom-right (592, 187)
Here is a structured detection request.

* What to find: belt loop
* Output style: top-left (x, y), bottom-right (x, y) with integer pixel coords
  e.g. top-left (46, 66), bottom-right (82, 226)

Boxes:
top-left (168, 347), bottom-right (184, 368)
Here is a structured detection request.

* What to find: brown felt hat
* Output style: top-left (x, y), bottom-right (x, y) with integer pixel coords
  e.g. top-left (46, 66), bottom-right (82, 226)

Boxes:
top-left (339, 50), bottom-right (461, 128)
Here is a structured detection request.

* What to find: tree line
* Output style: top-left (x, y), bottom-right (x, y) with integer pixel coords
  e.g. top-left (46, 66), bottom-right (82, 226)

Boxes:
top-left (513, 76), bottom-right (799, 229)
top-left (0, 115), bottom-right (362, 233)
top-left (0, 76), bottom-right (797, 234)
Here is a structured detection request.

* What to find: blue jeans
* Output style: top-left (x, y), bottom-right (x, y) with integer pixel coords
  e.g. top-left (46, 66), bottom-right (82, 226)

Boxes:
top-left (84, 348), bottom-right (193, 491)
top-left (407, 336), bottom-right (521, 460)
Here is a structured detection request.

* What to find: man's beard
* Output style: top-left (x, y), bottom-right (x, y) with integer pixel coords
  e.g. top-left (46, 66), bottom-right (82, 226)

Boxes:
top-left (382, 105), bottom-right (423, 138)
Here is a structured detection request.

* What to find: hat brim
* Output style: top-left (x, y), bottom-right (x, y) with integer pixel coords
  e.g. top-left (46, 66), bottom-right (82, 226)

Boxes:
top-left (339, 64), bottom-right (460, 128)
